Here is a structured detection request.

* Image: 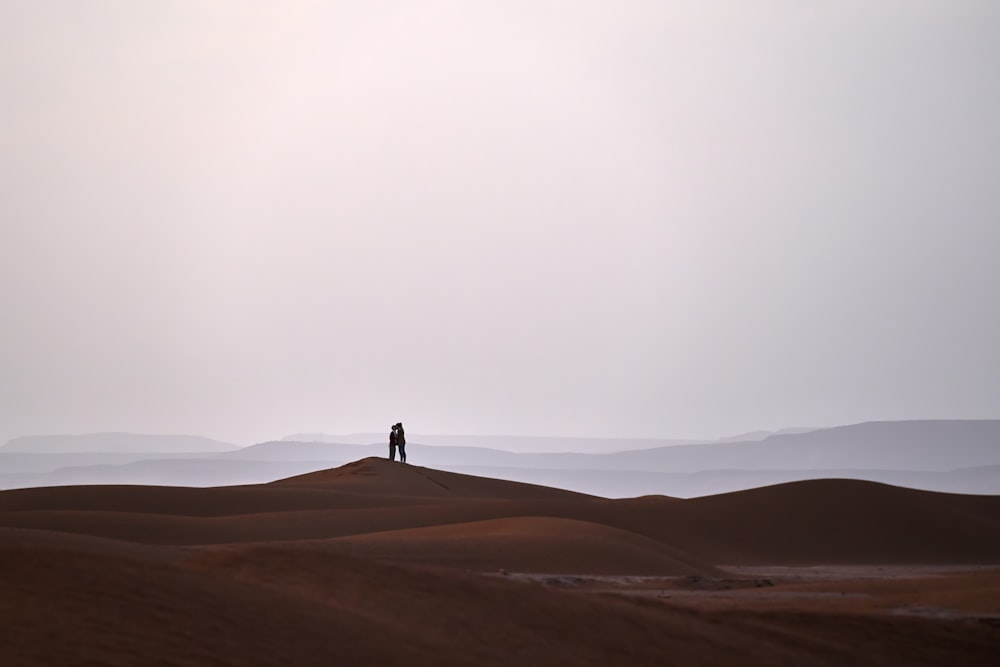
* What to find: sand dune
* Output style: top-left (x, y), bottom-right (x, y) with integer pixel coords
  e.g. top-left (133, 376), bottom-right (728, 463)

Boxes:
top-left (274, 457), bottom-right (595, 500)
top-left (0, 533), bottom-right (431, 666)
top-left (663, 478), bottom-right (1000, 564)
top-left (3, 527), bottom-right (996, 666)
top-left (0, 476), bottom-right (452, 515)
top-left (2, 459), bottom-right (999, 665)
top-left (316, 516), bottom-right (718, 575)
top-left (2, 464), bottom-right (998, 566)
top-left (0, 525), bottom-right (184, 562)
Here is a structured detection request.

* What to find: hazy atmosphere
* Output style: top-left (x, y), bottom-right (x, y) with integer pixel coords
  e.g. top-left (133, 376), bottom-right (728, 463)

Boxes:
top-left (3, 1), bottom-right (998, 447)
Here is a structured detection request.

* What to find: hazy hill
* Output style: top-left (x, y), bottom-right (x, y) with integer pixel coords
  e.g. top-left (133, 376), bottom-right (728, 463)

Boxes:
top-left (605, 420), bottom-right (1000, 472)
top-left (276, 421), bottom-right (1000, 472)
top-left (2, 433), bottom-right (238, 454)
top-left (281, 433), bottom-right (708, 453)
top-left (226, 440), bottom-right (544, 467)
top-left (2, 420), bottom-right (998, 497)
top-left (280, 428), bottom-right (820, 452)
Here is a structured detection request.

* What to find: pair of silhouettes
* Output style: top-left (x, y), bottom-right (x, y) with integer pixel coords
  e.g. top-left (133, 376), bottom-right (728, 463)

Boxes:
top-left (389, 422), bottom-right (406, 463)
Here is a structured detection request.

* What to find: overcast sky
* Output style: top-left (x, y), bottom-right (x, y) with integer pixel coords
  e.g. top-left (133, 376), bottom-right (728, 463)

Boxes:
top-left (2, 1), bottom-right (998, 446)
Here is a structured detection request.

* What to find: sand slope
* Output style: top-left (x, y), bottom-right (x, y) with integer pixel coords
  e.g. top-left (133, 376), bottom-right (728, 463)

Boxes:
top-left (0, 477), bottom-right (446, 514)
top-left (273, 457), bottom-right (595, 499)
top-left (2, 462), bottom-right (999, 565)
top-left (664, 478), bottom-right (1000, 564)
top-left (3, 528), bottom-right (996, 667)
top-left (0, 532), bottom-right (433, 666)
top-left (318, 516), bottom-right (717, 575)
top-left (2, 459), bottom-right (999, 665)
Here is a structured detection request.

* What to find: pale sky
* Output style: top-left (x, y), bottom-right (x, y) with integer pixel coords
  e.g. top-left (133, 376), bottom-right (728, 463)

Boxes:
top-left (2, 1), bottom-right (998, 446)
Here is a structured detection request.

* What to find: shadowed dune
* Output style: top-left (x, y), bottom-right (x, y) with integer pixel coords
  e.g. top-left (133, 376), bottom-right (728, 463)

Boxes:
top-left (0, 477), bottom-right (452, 515)
top-left (660, 479), bottom-right (1000, 564)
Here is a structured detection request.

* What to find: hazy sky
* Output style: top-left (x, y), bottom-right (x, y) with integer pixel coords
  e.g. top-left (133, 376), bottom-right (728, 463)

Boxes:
top-left (2, 1), bottom-right (998, 446)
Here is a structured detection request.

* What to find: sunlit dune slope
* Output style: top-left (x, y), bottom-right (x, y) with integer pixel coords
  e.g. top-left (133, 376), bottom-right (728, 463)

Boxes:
top-left (272, 456), bottom-right (595, 499)
top-left (316, 516), bottom-right (718, 575)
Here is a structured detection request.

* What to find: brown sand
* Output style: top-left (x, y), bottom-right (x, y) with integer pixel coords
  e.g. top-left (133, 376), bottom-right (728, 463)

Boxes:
top-left (516, 565), bottom-right (1000, 616)
top-left (1, 457), bottom-right (998, 665)
top-left (316, 515), bottom-right (719, 575)
top-left (274, 457), bottom-right (595, 500)
top-left (4, 464), bottom-right (997, 566)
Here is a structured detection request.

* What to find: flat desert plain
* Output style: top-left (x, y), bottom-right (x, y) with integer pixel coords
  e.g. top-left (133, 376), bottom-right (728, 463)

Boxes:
top-left (1, 457), bottom-right (998, 665)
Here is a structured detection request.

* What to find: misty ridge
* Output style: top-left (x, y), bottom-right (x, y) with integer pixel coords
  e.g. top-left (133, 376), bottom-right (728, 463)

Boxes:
top-left (1, 420), bottom-right (998, 498)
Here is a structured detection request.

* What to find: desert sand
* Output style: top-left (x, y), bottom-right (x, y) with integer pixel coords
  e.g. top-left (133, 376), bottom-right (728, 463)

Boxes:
top-left (1, 457), bottom-right (998, 665)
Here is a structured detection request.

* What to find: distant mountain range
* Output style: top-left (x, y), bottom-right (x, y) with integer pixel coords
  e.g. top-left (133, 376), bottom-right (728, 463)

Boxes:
top-left (1, 433), bottom-right (238, 454)
top-left (1, 420), bottom-right (998, 497)
top-left (280, 428), bottom-right (818, 453)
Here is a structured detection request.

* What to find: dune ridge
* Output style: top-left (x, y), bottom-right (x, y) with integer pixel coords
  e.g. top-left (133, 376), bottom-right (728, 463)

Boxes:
top-left (2, 460), bottom-right (998, 565)
top-left (273, 456), bottom-right (596, 499)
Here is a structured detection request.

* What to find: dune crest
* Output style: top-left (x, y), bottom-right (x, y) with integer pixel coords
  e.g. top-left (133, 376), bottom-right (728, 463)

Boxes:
top-left (272, 456), bottom-right (595, 500)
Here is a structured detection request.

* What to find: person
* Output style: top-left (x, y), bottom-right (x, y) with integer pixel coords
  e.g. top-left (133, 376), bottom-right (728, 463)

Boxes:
top-left (388, 425), bottom-right (397, 461)
top-left (395, 422), bottom-right (406, 463)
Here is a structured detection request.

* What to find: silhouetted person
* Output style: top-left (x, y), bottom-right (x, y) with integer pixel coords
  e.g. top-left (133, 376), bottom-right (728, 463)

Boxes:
top-left (388, 425), bottom-right (397, 461)
top-left (396, 422), bottom-right (406, 463)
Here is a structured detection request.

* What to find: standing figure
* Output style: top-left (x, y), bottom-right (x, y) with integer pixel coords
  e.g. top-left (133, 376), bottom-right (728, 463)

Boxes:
top-left (388, 425), bottom-right (397, 461)
top-left (396, 422), bottom-right (406, 463)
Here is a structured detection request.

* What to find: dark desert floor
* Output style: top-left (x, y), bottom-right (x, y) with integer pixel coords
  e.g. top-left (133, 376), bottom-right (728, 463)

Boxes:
top-left (1, 457), bottom-right (998, 665)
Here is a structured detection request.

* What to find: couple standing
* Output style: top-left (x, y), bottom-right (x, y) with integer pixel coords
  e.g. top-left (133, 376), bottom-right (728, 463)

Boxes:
top-left (388, 422), bottom-right (406, 463)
